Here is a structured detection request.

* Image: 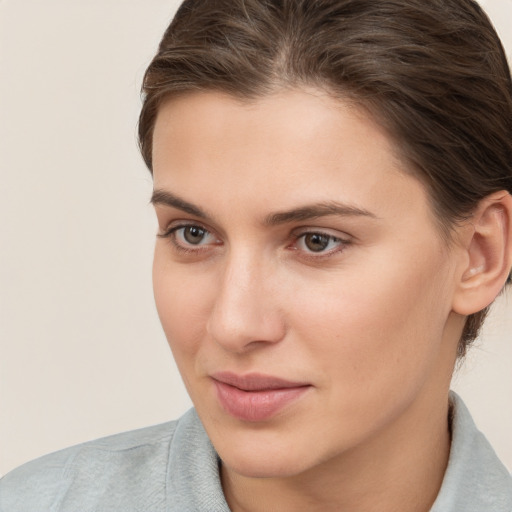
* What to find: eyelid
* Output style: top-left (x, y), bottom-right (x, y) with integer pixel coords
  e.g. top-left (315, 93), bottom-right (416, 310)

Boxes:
top-left (292, 226), bottom-right (351, 241)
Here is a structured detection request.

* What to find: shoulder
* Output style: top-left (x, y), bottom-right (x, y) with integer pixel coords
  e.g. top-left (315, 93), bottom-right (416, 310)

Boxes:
top-left (0, 414), bottom-right (188, 512)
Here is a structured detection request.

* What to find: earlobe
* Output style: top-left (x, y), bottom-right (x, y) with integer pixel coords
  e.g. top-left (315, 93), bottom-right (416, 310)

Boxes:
top-left (452, 191), bottom-right (512, 316)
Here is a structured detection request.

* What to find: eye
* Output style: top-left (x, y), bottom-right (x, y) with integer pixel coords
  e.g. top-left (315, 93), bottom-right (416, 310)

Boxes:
top-left (159, 223), bottom-right (220, 252)
top-left (294, 231), bottom-right (348, 255)
top-left (179, 225), bottom-right (209, 245)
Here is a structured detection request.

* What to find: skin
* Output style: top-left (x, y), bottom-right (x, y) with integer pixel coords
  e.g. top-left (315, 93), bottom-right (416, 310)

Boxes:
top-left (150, 88), bottom-right (471, 512)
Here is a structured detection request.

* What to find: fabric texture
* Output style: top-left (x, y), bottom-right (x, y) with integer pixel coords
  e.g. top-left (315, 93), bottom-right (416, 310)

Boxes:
top-left (1, 393), bottom-right (510, 511)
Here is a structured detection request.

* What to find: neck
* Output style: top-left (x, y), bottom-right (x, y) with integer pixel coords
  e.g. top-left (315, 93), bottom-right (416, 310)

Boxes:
top-left (221, 390), bottom-right (452, 512)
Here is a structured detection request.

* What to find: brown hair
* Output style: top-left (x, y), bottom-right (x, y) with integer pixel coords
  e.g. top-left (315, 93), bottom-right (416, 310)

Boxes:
top-left (139, 0), bottom-right (512, 356)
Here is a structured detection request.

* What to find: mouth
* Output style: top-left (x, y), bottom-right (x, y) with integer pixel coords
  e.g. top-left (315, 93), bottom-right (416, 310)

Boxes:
top-left (210, 372), bottom-right (311, 422)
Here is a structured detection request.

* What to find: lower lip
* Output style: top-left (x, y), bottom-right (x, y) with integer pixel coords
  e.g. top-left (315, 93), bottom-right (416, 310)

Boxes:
top-left (213, 380), bottom-right (310, 422)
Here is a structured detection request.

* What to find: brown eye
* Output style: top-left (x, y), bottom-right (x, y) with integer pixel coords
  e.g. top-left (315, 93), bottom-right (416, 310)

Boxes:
top-left (303, 233), bottom-right (331, 252)
top-left (294, 231), bottom-right (348, 256)
top-left (183, 226), bottom-right (207, 245)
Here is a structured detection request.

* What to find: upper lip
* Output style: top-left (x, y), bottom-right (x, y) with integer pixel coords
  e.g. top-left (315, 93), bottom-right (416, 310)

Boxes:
top-left (211, 371), bottom-right (310, 391)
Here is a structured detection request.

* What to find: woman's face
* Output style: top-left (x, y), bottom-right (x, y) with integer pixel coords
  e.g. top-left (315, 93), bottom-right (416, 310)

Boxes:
top-left (151, 89), bottom-right (463, 478)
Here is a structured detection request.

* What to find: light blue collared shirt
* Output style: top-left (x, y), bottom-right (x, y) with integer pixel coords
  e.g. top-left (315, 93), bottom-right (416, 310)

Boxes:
top-left (1, 393), bottom-right (511, 511)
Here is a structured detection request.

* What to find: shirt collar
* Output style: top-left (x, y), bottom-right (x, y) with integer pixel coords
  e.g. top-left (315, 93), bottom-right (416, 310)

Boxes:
top-left (430, 391), bottom-right (512, 511)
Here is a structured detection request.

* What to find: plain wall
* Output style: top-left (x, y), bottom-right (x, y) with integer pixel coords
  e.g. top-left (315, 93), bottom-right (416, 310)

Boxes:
top-left (1, 0), bottom-right (511, 476)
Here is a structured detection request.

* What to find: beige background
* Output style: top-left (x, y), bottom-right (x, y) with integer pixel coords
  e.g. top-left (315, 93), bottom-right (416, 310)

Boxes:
top-left (1, 0), bottom-right (511, 476)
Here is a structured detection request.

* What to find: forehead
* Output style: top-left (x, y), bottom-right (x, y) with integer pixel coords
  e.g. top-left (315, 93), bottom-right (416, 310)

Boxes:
top-left (153, 88), bottom-right (399, 179)
top-left (151, 89), bottom-right (434, 229)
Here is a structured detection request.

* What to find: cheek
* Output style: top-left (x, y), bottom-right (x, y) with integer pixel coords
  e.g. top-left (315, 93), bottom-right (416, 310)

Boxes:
top-left (291, 247), bottom-right (453, 390)
top-left (152, 250), bottom-right (213, 363)
top-left (280, 255), bottom-right (454, 445)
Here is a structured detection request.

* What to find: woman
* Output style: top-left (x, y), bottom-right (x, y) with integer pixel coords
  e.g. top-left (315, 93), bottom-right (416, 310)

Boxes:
top-left (1, 0), bottom-right (511, 510)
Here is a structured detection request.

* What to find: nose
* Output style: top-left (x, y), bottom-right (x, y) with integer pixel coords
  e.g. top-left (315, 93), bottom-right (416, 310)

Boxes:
top-left (206, 251), bottom-right (286, 353)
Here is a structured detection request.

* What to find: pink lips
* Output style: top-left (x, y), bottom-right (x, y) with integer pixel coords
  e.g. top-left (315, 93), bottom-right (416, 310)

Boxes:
top-left (211, 372), bottom-right (311, 422)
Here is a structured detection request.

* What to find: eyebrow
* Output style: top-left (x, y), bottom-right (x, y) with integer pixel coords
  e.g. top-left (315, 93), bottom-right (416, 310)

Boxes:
top-left (151, 189), bottom-right (377, 225)
top-left (150, 189), bottom-right (209, 219)
top-left (265, 202), bottom-right (378, 225)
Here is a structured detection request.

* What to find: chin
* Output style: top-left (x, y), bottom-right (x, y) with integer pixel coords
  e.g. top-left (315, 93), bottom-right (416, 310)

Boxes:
top-left (216, 432), bottom-right (325, 479)
top-left (222, 452), bottom-right (311, 479)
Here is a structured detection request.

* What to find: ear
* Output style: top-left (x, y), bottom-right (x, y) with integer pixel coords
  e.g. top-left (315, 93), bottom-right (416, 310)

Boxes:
top-left (452, 191), bottom-right (512, 316)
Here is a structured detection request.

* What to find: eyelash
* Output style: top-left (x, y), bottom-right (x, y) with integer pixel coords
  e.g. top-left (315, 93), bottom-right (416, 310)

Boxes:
top-left (158, 223), bottom-right (350, 259)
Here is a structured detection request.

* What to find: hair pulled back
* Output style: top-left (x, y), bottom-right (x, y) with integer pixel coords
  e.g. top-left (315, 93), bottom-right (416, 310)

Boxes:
top-left (139, 0), bottom-right (512, 356)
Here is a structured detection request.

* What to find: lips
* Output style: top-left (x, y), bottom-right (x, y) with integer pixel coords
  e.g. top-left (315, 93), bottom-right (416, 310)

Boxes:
top-left (211, 372), bottom-right (311, 422)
